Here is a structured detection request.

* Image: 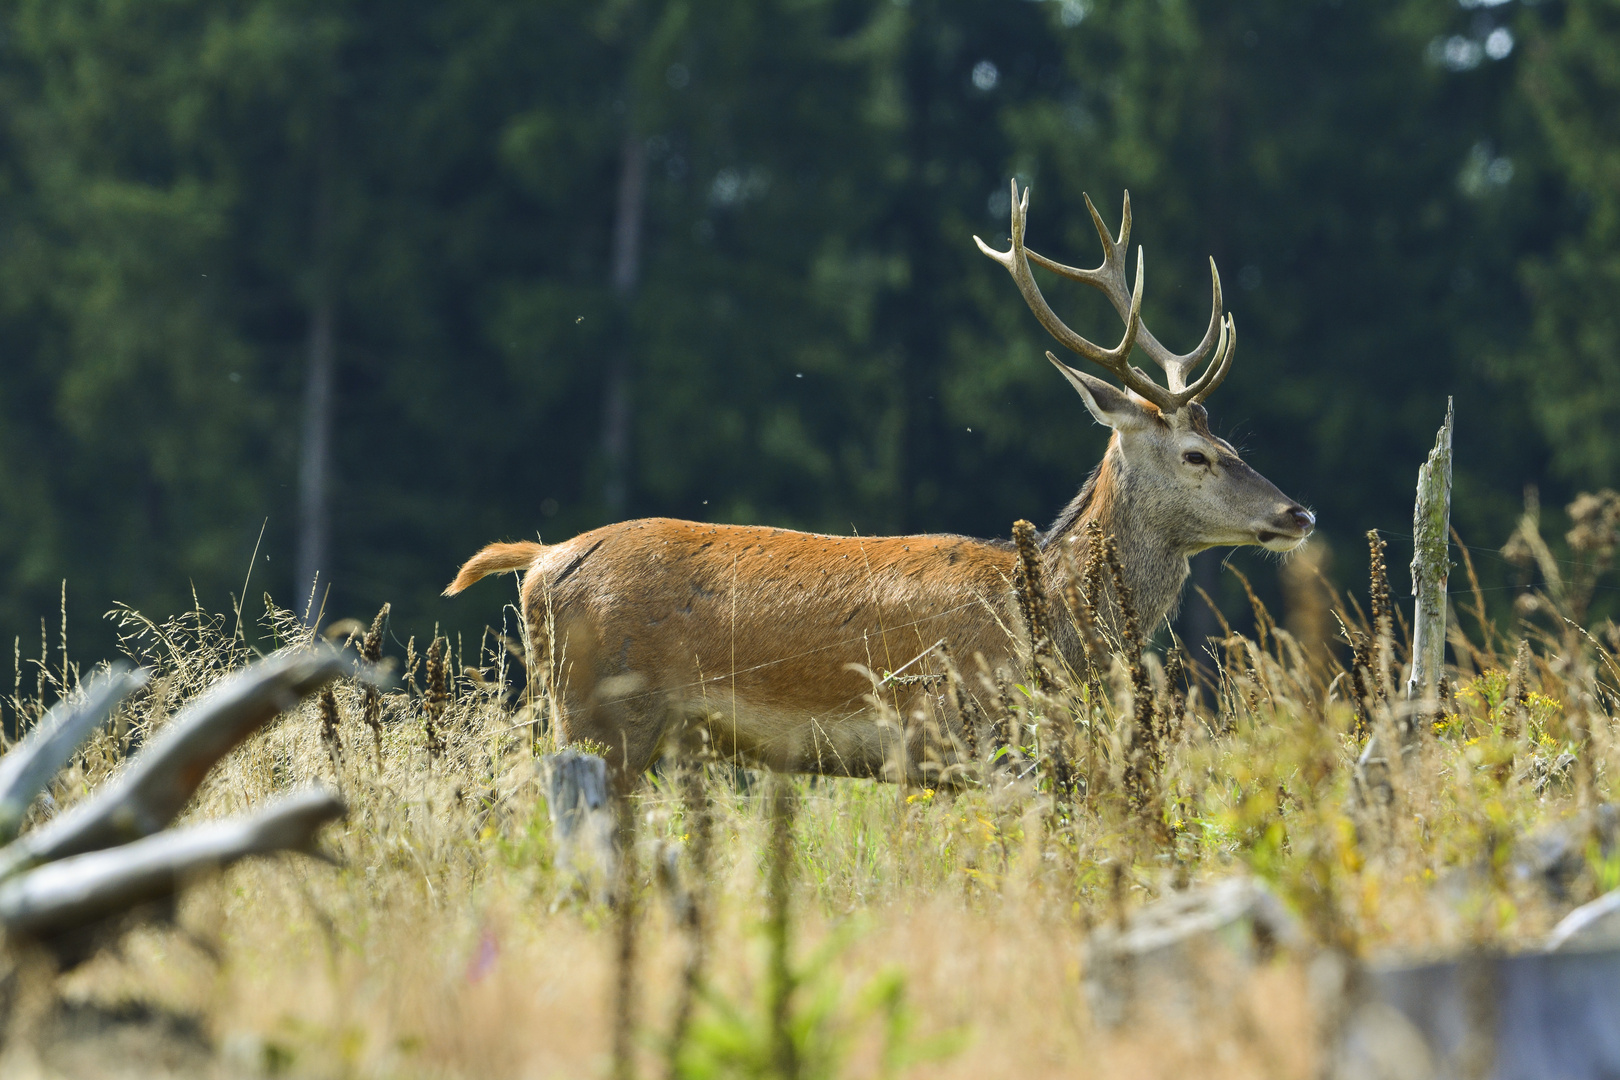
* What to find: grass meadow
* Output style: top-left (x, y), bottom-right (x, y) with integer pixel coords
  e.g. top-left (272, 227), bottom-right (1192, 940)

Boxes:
top-left (1, 493), bottom-right (1617, 1078)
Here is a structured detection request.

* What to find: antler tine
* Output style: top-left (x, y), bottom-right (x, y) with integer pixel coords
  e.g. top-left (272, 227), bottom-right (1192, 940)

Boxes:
top-left (1182, 313), bottom-right (1235, 404)
top-left (1026, 191), bottom-right (1131, 309)
top-left (1083, 190), bottom-right (1129, 275)
top-left (974, 181), bottom-right (1172, 410)
top-left (1154, 258), bottom-right (1226, 394)
top-left (1032, 215), bottom-right (1227, 400)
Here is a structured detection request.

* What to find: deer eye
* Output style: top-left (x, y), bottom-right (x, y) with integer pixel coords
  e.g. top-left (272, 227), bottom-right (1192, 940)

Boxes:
top-left (1183, 451), bottom-right (1209, 466)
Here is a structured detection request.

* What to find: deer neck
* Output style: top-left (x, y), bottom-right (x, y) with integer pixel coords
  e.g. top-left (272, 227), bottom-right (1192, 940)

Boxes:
top-left (1040, 436), bottom-right (1191, 638)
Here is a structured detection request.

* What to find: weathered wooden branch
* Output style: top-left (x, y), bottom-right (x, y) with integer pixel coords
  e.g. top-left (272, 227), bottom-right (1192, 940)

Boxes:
top-left (0, 786), bottom-right (344, 941)
top-left (1083, 876), bottom-right (1303, 1027)
top-left (1545, 888), bottom-right (1620, 953)
top-left (0, 665), bottom-right (149, 844)
top-left (0, 647), bottom-right (362, 881)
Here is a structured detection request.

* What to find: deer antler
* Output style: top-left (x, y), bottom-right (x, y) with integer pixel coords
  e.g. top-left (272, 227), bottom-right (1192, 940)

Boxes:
top-left (974, 180), bottom-right (1234, 412)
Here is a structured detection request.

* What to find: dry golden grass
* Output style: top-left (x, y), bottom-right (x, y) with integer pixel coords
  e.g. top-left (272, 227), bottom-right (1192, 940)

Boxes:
top-left (1, 497), bottom-right (1618, 1078)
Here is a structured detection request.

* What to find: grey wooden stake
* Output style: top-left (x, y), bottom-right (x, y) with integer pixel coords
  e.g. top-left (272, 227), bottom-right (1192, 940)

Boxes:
top-left (542, 750), bottom-right (617, 902)
top-left (1406, 397), bottom-right (1454, 729)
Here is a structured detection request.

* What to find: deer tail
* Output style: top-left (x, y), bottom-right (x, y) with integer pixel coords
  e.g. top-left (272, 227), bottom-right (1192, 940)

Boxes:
top-left (443, 541), bottom-right (545, 596)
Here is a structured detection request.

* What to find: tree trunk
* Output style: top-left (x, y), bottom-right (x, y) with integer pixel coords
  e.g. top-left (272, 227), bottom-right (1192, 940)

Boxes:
top-left (603, 130), bottom-right (645, 519)
top-left (297, 290), bottom-right (335, 621)
top-left (298, 105), bottom-right (338, 623)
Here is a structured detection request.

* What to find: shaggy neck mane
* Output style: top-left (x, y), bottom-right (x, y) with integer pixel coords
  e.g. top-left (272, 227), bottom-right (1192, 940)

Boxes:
top-left (1030, 438), bottom-right (1191, 638)
top-left (1040, 459), bottom-right (1109, 548)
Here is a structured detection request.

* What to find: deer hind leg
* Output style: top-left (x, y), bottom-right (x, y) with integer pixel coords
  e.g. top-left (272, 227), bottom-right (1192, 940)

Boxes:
top-left (541, 653), bottom-right (669, 791)
top-left (538, 661), bottom-right (667, 792)
top-left (562, 682), bottom-right (669, 792)
top-left (522, 584), bottom-right (667, 789)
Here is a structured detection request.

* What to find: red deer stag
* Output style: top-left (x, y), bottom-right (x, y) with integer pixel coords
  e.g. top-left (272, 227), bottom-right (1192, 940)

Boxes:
top-left (446, 181), bottom-right (1313, 784)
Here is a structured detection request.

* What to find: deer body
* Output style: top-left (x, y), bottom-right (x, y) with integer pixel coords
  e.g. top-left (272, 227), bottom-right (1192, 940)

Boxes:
top-left (448, 183), bottom-right (1313, 784)
top-left (454, 524), bottom-right (1018, 779)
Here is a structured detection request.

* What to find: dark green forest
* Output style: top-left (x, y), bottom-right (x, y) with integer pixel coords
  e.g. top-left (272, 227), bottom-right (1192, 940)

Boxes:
top-left (0, 0), bottom-right (1613, 659)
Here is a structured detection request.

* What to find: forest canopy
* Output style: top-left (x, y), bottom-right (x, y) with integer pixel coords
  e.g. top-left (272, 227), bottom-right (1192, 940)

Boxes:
top-left (0, 0), bottom-right (1606, 655)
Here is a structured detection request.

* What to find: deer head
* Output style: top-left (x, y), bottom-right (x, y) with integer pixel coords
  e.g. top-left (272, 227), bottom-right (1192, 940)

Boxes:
top-left (976, 182), bottom-right (1313, 623)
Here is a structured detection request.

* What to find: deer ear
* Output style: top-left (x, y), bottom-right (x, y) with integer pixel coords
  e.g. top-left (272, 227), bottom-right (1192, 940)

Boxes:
top-left (1047, 354), bottom-right (1156, 430)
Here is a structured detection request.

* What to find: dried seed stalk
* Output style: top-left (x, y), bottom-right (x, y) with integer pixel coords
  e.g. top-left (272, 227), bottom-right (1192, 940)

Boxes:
top-left (404, 635), bottom-right (420, 696)
top-left (764, 775), bottom-right (798, 1080)
top-left (1161, 647), bottom-right (1188, 746)
top-left (1350, 531), bottom-right (1396, 742)
top-left (1348, 632), bottom-right (1374, 742)
top-left (937, 642), bottom-right (981, 763)
top-left (1015, 522), bottom-right (1075, 797)
top-left (424, 637), bottom-right (448, 759)
top-left (1506, 639), bottom-right (1532, 739)
top-left (1082, 522), bottom-right (1108, 647)
top-left (318, 686), bottom-right (342, 769)
top-left (1060, 534), bottom-right (1105, 684)
top-left (665, 722), bottom-right (712, 1077)
top-left (992, 671), bottom-right (1017, 756)
top-left (1012, 520), bottom-right (1056, 692)
top-left (1103, 536), bottom-right (1160, 824)
top-left (361, 603), bottom-right (388, 767)
top-left (526, 578), bottom-right (556, 750)
top-left (1368, 530), bottom-right (1393, 692)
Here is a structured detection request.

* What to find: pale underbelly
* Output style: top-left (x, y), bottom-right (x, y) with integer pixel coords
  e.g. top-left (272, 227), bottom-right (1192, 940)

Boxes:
top-left (692, 694), bottom-right (959, 781)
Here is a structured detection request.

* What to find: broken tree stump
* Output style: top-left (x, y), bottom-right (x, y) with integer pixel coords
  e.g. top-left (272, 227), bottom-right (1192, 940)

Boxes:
top-left (1406, 396), bottom-right (1454, 724)
top-left (1357, 400), bottom-right (1454, 812)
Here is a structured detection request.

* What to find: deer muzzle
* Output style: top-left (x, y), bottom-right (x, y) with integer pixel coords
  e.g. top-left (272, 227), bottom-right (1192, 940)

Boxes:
top-left (1256, 506), bottom-right (1315, 552)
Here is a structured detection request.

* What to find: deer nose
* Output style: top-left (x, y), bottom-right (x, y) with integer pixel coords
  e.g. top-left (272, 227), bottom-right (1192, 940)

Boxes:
top-left (1287, 506), bottom-right (1316, 535)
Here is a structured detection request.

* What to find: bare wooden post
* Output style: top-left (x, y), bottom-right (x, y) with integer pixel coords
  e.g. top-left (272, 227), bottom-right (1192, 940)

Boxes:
top-left (1406, 397), bottom-right (1454, 736)
top-left (542, 750), bottom-right (617, 900)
